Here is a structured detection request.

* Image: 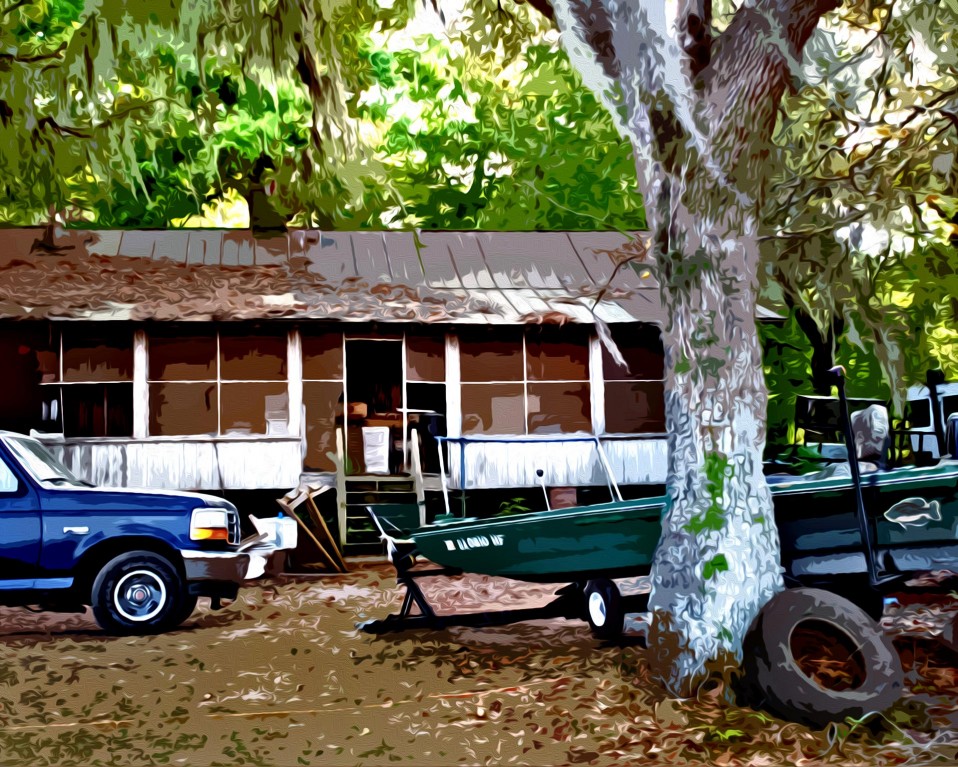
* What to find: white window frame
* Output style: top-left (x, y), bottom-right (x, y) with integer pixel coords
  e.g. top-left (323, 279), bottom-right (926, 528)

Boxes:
top-left (458, 326), bottom-right (593, 437)
top-left (37, 327), bottom-right (136, 438)
top-left (144, 326), bottom-right (292, 439)
top-left (599, 324), bottom-right (666, 437)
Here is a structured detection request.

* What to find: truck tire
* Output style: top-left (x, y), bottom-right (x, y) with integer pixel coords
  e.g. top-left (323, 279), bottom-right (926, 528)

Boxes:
top-left (171, 594), bottom-right (200, 626)
top-left (583, 578), bottom-right (623, 640)
top-left (91, 551), bottom-right (189, 635)
top-left (741, 587), bottom-right (903, 728)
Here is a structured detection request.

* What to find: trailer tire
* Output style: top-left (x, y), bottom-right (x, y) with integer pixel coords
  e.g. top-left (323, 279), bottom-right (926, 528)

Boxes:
top-left (741, 587), bottom-right (902, 728)
top-left (583, 579), bottom-right (623, 640)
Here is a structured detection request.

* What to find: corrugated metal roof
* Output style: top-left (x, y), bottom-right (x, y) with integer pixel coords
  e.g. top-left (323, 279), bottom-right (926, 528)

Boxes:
top-left (0, 228), bottom-right (662, 324)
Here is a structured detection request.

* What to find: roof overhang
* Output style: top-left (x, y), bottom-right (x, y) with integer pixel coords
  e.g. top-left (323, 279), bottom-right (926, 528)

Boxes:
top-left (0, 228), bottom-right (663, 325)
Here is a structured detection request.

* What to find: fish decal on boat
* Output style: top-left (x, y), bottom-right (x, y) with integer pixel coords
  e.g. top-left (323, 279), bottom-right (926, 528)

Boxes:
top-left (884, 497), bottom-right (942, 528)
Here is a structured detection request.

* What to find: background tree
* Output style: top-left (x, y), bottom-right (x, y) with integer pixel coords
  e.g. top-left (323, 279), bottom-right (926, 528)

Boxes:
top-left (762, 0), bottom-right (958, 400)
top-left (0, 0), bottom-right (644, 230)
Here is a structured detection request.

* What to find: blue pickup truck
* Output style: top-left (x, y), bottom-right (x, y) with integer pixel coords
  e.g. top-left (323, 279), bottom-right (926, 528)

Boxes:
top-left (0, 431), bottom-right (269, 635)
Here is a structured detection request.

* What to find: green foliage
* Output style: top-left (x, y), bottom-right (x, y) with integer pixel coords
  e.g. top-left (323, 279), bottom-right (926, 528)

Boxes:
top-left (0, 0), bottom-right (643, 231)
top-left (760, 316), bottom-right (813, 445)
top-left (764, 0), bottom-right (958, 399)
top-left (496, 497), bottom-right (531, 516)
top-left (702, 554), bottom-right (729, 581)
top-left (685, 452), bottom-right (730, 535)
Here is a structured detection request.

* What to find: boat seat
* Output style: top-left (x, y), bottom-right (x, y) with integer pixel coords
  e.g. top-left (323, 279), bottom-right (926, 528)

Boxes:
top-left (946, 413), bottom-right (958, 458)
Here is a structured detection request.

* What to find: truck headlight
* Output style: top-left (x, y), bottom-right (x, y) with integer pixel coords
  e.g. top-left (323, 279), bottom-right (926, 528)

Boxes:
top-left (190, 508), bottom-right (230, 541)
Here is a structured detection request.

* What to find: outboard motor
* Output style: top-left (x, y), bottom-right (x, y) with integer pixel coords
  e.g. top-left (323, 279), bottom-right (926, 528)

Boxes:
top-left (850, 404), bottom-right (890, 471)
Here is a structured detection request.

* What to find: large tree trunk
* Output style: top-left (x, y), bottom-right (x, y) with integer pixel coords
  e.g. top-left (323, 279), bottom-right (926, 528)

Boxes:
top-left (646, 199), bottom-right (782, 694)
top-left (550, 0), bottom-right (838, 696)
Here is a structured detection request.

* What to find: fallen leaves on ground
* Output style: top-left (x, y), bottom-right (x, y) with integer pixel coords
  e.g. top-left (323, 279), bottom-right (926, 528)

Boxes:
top-left (0, 566), bottom-right (957, 766)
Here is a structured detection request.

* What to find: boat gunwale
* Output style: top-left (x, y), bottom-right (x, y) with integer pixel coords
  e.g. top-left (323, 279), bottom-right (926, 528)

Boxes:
top-left (412, 497), bottom-right (666, 539)
top-left (767, 460), bottom-right (958, 495)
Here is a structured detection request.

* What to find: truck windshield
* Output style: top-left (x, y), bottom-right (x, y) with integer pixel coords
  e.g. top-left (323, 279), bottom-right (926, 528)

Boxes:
top-left (5, 438), bottom-right (85, 487)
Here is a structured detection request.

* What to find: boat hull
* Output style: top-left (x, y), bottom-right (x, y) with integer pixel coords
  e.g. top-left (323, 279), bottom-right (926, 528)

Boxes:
top-left (411, 499), bottom-right (665, 582)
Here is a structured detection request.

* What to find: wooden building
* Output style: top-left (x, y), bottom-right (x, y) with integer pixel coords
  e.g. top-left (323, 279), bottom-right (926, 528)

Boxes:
top-left (0, 228), bottom-right (669, 539)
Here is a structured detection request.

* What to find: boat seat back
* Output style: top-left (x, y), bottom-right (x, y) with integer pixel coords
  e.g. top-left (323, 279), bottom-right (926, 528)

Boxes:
top-left (946, 413), bottom-right (958, 458)
top-left (851, 404), bottom-right (890, 467)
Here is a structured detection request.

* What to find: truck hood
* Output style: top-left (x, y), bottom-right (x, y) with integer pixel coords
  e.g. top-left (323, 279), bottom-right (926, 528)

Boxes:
top-left (38, 485), bottom-right (236, 514)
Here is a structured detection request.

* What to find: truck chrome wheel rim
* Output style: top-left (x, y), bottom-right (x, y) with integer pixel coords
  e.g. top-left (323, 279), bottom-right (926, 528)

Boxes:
top-left (588, 592), bottom-right (607, 626)
top-left (114, 570), bottom-right (167, 622)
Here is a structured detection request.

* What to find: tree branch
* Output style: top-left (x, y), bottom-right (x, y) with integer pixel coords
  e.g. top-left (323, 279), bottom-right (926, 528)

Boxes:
top-left (564, 0), bottom-right (618, 80)
top-left (516, 0), bottom-right (555, 20)
top-left (0, 43), bottom-right (68, 64)
top-left (35, 100), bottom-right (168, 140)
top-left (0, 0), bottom-right (29, 18)
top-left (701, 0), bottom-right (840, 195)
top-left (677, 0), bottom-right (713, 77)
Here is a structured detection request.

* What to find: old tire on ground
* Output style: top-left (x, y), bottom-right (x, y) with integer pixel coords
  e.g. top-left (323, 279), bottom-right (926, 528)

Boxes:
top-left (91, 551), bottom-right (188, 635)
top-left (741, 587), bottom-right (903, 728)
top-left (583, 579), bottom-right (623, 640)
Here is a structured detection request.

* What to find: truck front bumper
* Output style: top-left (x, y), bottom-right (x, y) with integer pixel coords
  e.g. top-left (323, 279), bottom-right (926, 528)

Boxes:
top-left (180, 549), bottom-right (252, 583)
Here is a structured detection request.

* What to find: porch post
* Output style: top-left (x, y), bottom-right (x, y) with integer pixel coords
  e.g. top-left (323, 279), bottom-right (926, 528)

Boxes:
top-left (445, 332), bottom-right (461, 438)
top-left (589, 331), bottom-right (606, 435)
top-left (132, 329), bottom-right (148, 439)
top-left (288, 329), bottom-right (304, 446)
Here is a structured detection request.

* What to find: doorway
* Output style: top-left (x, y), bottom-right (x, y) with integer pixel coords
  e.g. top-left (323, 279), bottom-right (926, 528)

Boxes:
top-left (344, 339), bottom-right (403, 474)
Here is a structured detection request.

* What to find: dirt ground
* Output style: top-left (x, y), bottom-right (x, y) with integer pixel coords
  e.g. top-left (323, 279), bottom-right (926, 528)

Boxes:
top-left (2, 565), bottom-right (958, 767)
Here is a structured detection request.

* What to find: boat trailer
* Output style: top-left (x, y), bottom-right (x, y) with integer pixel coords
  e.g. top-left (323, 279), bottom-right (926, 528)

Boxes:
top-left (357, 511), bottom-right (649, 636)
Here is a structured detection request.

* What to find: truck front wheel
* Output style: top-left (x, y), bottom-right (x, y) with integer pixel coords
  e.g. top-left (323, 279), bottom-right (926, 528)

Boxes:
top-left (91, 551), bottom-right (188, 635)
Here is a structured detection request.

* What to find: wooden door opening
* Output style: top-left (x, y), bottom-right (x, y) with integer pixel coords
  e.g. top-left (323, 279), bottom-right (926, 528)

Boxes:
top-left (345, 339), bottom-right (403, 474)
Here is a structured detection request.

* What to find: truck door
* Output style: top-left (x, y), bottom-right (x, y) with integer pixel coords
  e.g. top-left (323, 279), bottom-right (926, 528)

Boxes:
top-left (0, 445), bottom-right (41, 585)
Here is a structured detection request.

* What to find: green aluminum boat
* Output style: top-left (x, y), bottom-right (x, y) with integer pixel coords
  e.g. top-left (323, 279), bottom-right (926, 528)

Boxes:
top-left (411, 497), bottom-right (666, 583)
top-left (405, 459), bottom-right (958, 586)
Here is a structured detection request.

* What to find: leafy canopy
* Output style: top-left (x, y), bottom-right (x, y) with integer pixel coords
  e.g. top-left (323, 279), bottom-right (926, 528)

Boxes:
top-left (0, 0), bottom-right (643, 231)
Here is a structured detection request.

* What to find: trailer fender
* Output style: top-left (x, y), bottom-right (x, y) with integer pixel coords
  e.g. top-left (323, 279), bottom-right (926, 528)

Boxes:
top-left (740, 587), bottom-right (903, 728)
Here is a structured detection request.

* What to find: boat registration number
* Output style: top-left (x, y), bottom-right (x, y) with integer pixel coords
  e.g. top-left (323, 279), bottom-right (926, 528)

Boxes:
top-left (445, 534), bottom-right (505, 551)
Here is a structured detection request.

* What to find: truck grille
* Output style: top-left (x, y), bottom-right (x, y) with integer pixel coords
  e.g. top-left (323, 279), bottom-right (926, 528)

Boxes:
top-left (228, 511), bottom-right (241, 545)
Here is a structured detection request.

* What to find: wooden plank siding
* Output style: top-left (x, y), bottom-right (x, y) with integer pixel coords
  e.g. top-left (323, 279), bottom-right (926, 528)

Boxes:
top-left (45, 438), bottom-right (303, 491)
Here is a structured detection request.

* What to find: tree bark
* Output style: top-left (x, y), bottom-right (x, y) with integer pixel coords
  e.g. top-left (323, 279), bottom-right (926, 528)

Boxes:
top-left (550, 0), bottom-right (840, 695)
top-left (646, 189), bottom-right (782, 694)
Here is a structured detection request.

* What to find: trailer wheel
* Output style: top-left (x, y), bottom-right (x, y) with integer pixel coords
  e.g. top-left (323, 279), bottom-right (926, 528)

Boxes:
top-left (741, 587), bottom-right (902, 728)
top-left (583, 579), bottom-right (623, 640)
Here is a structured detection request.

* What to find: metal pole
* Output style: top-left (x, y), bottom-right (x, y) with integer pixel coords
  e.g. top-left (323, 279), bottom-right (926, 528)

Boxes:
top-left (437, 437), bottom-right (451, 517)
top-left (928, 369), bottom-right (946, 457)
top-left (536, 469), bottom-right (551, 511)
top-left (829, 366), bottom-right (887, 587)
top-left (460, 440), bottom-right (467, 516)
top-left (594, 437), bottom-right (623, 502)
